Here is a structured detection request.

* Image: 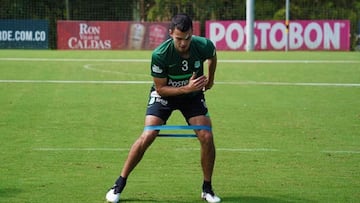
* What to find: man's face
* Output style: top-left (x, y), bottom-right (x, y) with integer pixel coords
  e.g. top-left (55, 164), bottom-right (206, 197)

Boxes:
top-left (169, 28), bottom-right (192, 54)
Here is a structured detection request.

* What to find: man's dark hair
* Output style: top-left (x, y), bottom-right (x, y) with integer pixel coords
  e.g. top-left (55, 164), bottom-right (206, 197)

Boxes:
top-left (169, 13), bottom-right (193, 32)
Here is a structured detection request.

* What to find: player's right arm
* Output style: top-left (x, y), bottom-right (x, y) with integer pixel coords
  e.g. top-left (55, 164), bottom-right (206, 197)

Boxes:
top-left (153, 73), bottom-right (207, 97)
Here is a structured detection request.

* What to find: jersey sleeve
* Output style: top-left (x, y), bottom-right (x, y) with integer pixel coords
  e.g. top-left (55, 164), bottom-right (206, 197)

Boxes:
top-left (194, 37), bottom-right (216, 60)
top-left (150, 52), bottom-right (167, 78)
top-left (204, 38), bottom-right (216, 59)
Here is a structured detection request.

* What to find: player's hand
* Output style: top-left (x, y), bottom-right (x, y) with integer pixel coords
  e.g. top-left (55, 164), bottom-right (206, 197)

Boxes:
top-left (188, 72), bottom-right (207, 92)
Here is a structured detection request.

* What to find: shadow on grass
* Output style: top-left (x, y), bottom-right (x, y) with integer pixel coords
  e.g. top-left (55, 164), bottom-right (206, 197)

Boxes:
top-left (119, 198), bottom-right (185, 202)
top-left (120, 195), bottom-right (314, 203)
top-left (222, 195), bottom-right (315, 203)
top-left (0, 187), bottom-right (22, 199)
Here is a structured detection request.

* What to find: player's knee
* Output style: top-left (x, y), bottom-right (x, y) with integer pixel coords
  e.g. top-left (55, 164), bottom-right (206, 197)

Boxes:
top-left (197, 130), bottom-right (214, 143)
top-left (139, 131), bottom-right (157, 145)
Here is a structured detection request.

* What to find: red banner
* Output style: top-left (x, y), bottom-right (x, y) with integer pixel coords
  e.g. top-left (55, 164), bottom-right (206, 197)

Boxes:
top-left (57, 21), bottom-right (200, 50)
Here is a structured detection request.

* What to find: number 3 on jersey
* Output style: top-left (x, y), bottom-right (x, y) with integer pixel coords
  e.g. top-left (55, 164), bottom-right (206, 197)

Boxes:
top-left (181, 60), bottom-right (188, 71)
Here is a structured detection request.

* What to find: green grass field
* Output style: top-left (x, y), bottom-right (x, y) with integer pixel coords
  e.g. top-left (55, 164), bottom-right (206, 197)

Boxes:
top-left (0, 50), bottom-right (359, 203)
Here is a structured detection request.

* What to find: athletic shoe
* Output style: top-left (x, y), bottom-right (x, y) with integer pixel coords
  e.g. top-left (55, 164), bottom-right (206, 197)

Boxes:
top-left (201, 191), bottom-right (221, 203)
top-left (105, 185), bottom-right (120, 203)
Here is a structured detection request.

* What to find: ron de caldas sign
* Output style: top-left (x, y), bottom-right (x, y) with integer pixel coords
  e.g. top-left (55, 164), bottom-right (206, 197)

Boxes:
top-left (0, 20), bottom-right (48, 49)
top-left (206, 20), bottom-right (350, 51)
top-left (57, 21), bottom-right (129, 49)
top-left (57, 20), bottom-right (200, 50)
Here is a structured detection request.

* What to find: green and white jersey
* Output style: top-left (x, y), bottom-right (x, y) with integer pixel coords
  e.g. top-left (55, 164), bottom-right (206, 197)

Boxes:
top-left (150, 35), bottom-right (216, 98)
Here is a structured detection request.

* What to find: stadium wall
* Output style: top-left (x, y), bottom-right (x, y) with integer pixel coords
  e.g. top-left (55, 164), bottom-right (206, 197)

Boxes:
top-left (56, 19), bottom-right (350, 51)
top-left (0, 19), bottom-right (350, 51)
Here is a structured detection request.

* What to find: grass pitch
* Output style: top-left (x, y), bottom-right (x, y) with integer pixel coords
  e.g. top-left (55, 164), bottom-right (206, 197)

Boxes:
top-left (0, 50), bottom-right (359, 203)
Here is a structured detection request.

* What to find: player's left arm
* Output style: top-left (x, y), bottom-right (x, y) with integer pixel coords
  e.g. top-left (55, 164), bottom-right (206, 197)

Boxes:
top-left (205, 53), bottom-right (217, 91)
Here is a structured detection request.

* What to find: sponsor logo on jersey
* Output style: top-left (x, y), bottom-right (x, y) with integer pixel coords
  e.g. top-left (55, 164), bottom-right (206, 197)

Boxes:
top-left (155, 97), bottom-right (168, 106)
top-left (152, 64), bottom-right (163, 73)
top-left (148, 91), bottom-right (168, 106)
top-left (168, 78), bottom-right (189, 87)
top-left (150, 91), bottom-right (161, 98)
top-left (194, 61), bottom-right (201, 68)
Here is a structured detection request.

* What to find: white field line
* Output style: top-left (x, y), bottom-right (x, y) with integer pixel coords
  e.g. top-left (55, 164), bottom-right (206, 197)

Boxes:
top-left (0, 58), bottom-right (150, 62)
top-left (215, 81), bottom-right (360, 87)
top-left (1, 57), bottom-right (360, 64)
top-left (0, 80), bottom-right (152, 84)
top-left (32, 147), bottom-right (360, 154)
top-left (0, 79), bottom-right (359, 87)
top-left (33, 147), bottom-right (130, 151)
top-left (175, 148), bottom-right (280, 152)
top-left (222, 59), bottom-right (360, 64)
top-left (32, 147), bottom-right (279, 152)
top-left (1, 57), bottom-right (360, 87)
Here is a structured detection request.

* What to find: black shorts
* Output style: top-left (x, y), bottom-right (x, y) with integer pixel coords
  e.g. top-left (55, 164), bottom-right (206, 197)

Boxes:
top-left (146, 90), bottom-right (209, 122)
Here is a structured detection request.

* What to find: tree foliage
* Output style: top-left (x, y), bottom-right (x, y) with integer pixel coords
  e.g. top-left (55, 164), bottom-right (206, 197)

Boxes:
top-left (0, 0), bottom-right (359, 49)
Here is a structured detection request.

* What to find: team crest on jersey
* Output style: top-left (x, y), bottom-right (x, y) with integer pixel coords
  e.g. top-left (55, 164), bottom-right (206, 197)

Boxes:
top-left (194, 61), bottom-right (201, 68)
top-left (152, 64), bottom-right (163, 73)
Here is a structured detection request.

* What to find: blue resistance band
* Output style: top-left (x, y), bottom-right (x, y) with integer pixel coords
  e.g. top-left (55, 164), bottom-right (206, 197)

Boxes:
top-left (143, 125), bottom-right (212, 138)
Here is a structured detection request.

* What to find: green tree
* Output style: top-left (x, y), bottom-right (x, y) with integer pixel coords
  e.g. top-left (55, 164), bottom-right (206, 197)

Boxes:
top-left (0, 0), bottom-right (359, 49)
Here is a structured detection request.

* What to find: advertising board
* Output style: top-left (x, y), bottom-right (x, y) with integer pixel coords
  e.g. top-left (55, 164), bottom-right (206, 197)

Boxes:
top-left (206, 20), bottom-right (350, 51)
top-left (57, 21), bottom-right (200, 50)
top-left (0, 20), bottom-right (49, 49)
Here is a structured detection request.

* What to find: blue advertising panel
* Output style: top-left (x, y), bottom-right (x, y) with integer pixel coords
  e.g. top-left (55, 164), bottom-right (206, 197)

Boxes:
top-left (0, 20), bottom-right (49, 49)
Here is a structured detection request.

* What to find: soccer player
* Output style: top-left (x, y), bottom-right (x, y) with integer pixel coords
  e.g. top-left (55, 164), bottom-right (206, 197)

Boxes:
top-left (106, 13), bottom-right (221, 203)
